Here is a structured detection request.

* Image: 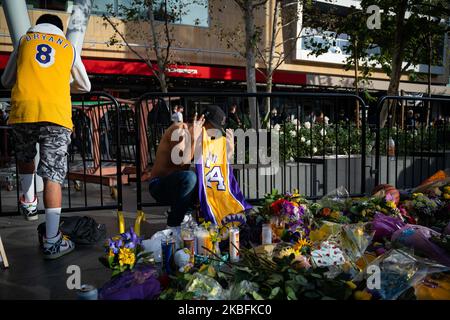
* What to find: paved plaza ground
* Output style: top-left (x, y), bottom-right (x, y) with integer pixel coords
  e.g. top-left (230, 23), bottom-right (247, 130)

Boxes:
top-left (0, 184), bottom-right (169, 299)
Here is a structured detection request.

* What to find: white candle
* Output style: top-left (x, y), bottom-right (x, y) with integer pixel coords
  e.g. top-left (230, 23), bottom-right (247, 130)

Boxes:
top-left (195, 229), bottom-right (212, 256)
top-left (262, 224), bottom-right (272, 245)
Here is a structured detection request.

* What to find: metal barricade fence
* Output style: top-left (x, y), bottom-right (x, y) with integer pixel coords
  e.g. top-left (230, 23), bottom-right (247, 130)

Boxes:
top-left (0, 92), bottom-right (123, 216)
top-left (133, 92), bottom-right (370, 213)
top-left (375, 96), bottom-right (450, 189)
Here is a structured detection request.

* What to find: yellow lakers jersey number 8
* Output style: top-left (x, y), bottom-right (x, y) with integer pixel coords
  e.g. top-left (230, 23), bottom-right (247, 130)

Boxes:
top-left (9, 32), bottom-right (75, 130)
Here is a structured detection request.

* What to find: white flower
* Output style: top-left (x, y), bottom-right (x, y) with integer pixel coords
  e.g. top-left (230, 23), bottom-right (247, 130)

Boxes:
top-left (273, 124), bottom-right (281, 131)
top-left (324, 116), bottom-right (330, 125)
top-left (313, 147), bottom-right (318, 154)
top-left (300, 136), bottom-right (306, 143)
top-left (304, 121), bottom-right (311, 129)
top-left (320, 128), bottom-right (327, 136)
top-left (291, 118), bottom-right (300, 127)
top-left (290, 130), bottom-right (297, 137)
top-left (306, 140), bottom-right (311, 146)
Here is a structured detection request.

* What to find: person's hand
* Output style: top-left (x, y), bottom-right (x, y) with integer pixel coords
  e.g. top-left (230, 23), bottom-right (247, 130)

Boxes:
top-left (193, 112), bottom-right (205, 127)
top-left (192, 112), bottom-right (205, 140)
top-left (191, 112), bottom-right (205, 163)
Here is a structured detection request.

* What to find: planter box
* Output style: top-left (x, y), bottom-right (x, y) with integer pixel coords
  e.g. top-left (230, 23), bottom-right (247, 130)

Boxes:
top-left (233, 152), bottom-right (450, 200)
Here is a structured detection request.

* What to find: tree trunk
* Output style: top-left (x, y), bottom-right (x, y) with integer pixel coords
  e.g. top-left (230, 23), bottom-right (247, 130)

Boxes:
top-left (380, 0), bottom-right (408, 128)
top-left (264, 0), bottom-right (279, 123)
top-left (244, 0), bottom-right (259, 129)
top-left (148, 0), bottom-right (169, 94)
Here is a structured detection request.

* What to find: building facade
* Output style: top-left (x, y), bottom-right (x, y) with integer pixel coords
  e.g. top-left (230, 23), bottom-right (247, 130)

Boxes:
top-left (0, 0), bottom-right (449, 97)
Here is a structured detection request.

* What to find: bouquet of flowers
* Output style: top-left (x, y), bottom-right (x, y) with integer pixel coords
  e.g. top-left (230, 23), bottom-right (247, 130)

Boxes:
top-left (259, 189), bottom-right (311, 240)
top-left (402, 193), bottom-right (443, 226)
top-left (100, 227), bottom-right (150, 277)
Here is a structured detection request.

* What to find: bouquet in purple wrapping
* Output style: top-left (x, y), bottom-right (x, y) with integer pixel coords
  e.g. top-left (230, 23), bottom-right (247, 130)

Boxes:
top-left (99, 264), bottom-right (161, 300)
top-left (392, 224), bottom-right (450, 267)
top-left (371, 213), bottom-right (406, 242)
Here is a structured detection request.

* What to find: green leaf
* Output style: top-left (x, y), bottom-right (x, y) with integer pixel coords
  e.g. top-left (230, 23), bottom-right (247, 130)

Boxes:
top-left (304, 291), bottom-right (321, 299)
top-left (286, 286), bottom-right (297, 300)
top-left (252, 291), bottom-right (264, 300)
top-left (294, 275), bottom-right (309, 286)
top-left (267, 273), bottom-right (284, 286)
top-left (269, 287), bottom-right (281, 299)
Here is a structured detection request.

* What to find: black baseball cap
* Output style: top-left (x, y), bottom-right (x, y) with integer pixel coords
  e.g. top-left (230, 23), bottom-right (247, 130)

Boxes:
top-left (203, 105), bottom-right (226, 131)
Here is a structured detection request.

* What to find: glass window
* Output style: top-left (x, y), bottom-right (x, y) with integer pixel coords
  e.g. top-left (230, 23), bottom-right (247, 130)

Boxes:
top-left (25, 0), bottom-right (69, 11)
top-left (92, 0), bottom-right (116, 14)
top-left (153, 0), bottom-right (209, 27)
top-left (89, 0), bottom-right (208, 26)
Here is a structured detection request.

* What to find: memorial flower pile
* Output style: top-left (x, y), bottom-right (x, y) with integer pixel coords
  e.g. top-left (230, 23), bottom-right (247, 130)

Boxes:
top-left (99, 172), bottom-right (450, 300)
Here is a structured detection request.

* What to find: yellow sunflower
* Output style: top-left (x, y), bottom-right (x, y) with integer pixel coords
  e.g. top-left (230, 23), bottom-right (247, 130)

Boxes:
top-left (279, 247), bottom-right (299, 258)
top-left (118, 247), bottom-right (135, 266)
top-left (293, 237), bottom-right (312, 252)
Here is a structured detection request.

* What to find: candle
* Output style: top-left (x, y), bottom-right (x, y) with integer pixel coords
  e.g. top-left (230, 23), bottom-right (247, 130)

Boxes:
top-left (182, 226), bottom-right (195, 255)
top-left (262, 223), bottom-right (272, 245)
top-left (195, 228), bottom-right (212, 256)
top-left (229, 227), bottom-right (240, 262)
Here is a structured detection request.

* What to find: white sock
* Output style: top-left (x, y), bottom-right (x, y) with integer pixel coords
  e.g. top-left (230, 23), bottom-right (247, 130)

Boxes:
top-left (45, 208), bottom-right (62, 239)
top-left (20, 174), bottom-right (35, 202)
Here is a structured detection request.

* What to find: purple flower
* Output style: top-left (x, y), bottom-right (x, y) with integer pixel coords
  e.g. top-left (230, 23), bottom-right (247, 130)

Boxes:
top-left (282, 202), bottom-right (299, 216)
top-left (125, 241), bottom-right (136, 249)
top-left (108, 239), bottom-right (119, 254)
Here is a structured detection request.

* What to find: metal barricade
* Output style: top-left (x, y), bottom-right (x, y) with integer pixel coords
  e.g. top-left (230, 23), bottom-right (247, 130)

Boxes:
top-left (0, 92), bottom-right (123, 217)
top-left (133, 92), bottom-right (370, 215)
top-left (374, 96), bottom-right (450, 189)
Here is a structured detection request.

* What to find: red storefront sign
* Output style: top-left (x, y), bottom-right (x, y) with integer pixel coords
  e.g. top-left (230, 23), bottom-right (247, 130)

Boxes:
top-left (0, 53), bottom-right (307, 85)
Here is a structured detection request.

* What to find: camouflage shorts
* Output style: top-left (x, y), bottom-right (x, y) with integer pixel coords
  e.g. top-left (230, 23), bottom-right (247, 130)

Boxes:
top-left (11, 123), bottom-right (71, 184)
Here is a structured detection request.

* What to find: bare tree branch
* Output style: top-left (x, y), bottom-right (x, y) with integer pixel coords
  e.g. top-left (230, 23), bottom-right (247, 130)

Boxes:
top-left (103, 14), bottom-right (161, 81)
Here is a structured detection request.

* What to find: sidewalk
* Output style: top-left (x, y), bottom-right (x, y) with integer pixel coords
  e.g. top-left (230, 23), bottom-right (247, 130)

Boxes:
top-left (0, 195), bottom-right (168, 299)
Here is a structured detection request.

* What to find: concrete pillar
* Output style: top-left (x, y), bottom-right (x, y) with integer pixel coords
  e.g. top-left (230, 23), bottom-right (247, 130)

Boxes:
top-left (1, 0), bottom-right (31, 49)
top-left (66, 0), bottom-right (92, 55)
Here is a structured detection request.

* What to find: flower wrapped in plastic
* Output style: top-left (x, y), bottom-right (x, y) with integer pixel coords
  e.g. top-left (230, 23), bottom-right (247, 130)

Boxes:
top-left (356, 249), bottom-right (449, 300)
top-left (391, 224), bottom-right (450, 267)
top-left (371, 212), bottom-right (406, 242)
top-left (340, 222), bottom-right (374, 263)
top-left (317, 186), bottom-right (350, 213)
top-left (225, 280), bottom-right (260, 300)
top-left (310, 241), bottom-right (345, 268)
top-left (185, 272), bottom-right (225, 300)
top-left (99, 264), bottom-right (161, 300)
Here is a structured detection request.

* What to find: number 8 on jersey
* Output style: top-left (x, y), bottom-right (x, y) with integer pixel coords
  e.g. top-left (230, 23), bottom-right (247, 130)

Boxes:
top-left (35, 43), bottom-right (55, 67)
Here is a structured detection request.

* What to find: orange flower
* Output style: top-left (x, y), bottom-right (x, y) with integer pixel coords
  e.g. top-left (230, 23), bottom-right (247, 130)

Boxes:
top-left (321, 207), bottom-right (331, 217)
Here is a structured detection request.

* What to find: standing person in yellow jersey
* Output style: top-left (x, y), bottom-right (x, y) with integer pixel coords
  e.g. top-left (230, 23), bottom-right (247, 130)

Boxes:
top-left (1, 14), bottom-right (91, 259)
